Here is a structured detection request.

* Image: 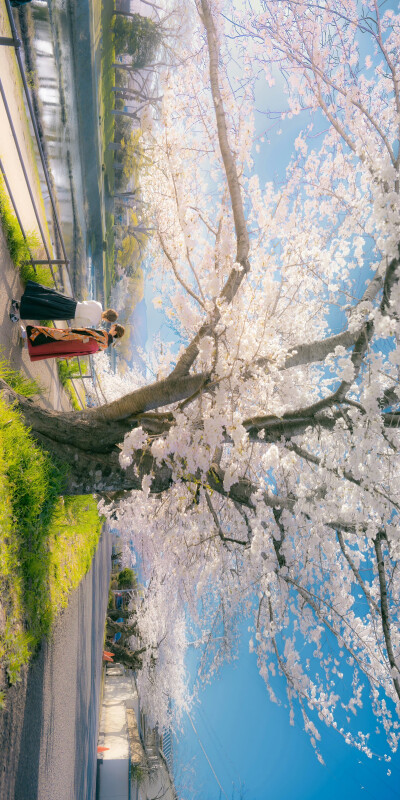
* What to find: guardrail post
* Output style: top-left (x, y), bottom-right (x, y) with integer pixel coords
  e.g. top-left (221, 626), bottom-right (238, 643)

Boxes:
top-left (0, 35), bottom-right (20, 47)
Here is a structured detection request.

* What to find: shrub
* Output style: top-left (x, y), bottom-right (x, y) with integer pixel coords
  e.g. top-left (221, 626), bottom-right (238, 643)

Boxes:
top-left (113, 14), bottom-right (161, 68)
top-left (118, 567), bottom-right (136, 589)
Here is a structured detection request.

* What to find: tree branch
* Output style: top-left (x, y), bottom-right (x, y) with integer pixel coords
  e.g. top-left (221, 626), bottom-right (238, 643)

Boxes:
top-left (337, 531), bottom-right (379, 614)
top-left (374, 535), bottom-right (400, 702)
top-left (204, 490), bottom-right (249, 546)
top-left (198, 0), bottom-right (249, 271)
top-left (169, 0), bottom-right (251, 379)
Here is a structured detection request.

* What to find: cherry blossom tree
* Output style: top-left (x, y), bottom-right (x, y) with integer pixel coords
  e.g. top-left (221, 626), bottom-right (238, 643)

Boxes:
top-left (2, 0), bottom-right (400, 757)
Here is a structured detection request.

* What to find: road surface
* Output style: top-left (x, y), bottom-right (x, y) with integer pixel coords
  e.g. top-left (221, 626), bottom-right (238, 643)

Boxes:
top-left (0, 525), bottom-right (111, 800)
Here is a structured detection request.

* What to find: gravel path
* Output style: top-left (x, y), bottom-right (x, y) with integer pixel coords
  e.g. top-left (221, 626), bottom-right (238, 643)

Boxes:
top-left (0, 525), bottom-right (111, 800)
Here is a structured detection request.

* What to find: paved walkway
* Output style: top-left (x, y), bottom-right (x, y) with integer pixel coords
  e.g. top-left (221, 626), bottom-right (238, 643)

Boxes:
top-left (97, 666), bottom-right (132, 800)
top-left (97, 669), bottom-right (177, 800)
top-left (0, 525), bottom-right (111, 800)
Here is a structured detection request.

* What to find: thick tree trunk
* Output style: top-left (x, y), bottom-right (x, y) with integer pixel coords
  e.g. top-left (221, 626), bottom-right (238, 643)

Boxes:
top-left (25, 421), bottom-right (173, 495)
top-left (0, 381), bottom-right (273, 499)
top-left (3, 379), bottom-right (393, 511)
top-left (0, 376), bottom-right (204, 495)
top-left (2, 401), bottom-right (171, 495)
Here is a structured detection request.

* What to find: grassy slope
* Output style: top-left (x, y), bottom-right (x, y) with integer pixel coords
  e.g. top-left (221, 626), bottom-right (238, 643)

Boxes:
top-left (0, 387), bottom-right (102, 688)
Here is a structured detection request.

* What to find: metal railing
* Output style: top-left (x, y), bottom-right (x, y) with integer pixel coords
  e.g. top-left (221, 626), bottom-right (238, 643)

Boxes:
top-left (160, 729), bottom-right (174, 774)
top-left (1, 0), bottom-right (71, 285)
top-left (66, 355), bottom-right (108, 410)
top-left (0, 0), bottom-right (107, 409)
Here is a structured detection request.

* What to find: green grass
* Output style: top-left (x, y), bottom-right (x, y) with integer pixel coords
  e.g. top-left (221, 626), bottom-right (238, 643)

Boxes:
top-left (0, 174), bottom-right (54, 287)
top-left (0, 350), bottom-right (42, 397)
top-left (0, 393), bottom-right (62, 679)
top-left (19, 260), bottom-right (54, 287)
top-left (0, 358), bottom-right (103, 685)
top-left (46, 496), bottom-right (103, 613)
top-left (57, 358), bottom-right (89, 410)
top-left (58, 357), bottom-right (89, 384)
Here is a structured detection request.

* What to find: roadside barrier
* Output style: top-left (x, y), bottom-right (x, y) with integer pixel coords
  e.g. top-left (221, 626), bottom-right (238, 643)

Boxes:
top-left (1, 0), bottom-right (71, 284)
top-left (1, 0), bottom-right (107, 408)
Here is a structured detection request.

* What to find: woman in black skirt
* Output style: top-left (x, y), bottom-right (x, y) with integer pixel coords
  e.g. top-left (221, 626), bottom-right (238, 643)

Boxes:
top-left (10, 281), bottom-right (118, 326)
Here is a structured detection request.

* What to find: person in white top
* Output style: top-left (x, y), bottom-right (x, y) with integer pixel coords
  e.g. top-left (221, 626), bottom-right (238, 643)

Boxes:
top-left (74, 300), bottom-right (107, 327)
top-left (10, 281), bottom-right (118, 326)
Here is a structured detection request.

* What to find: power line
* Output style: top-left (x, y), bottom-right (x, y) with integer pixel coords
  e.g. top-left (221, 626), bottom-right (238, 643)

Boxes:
top-left (187, 711), bottom-right (230, 800)
top-left (197, 704), bottom-right (245, 791)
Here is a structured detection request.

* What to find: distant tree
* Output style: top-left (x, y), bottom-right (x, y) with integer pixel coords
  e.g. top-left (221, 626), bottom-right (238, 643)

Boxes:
top-left (114, 0), bottom-right (163, 20)
top-left (108, 607), bottom-right (133, 622)
top-left (106, 642), bottom-right (146, 670)
top-left (106, 616), bottom-right (138, 637)
top-left (113, 14), bottom-right (161, 68)
top-left (119, 131), bottom-right (147, 181)
top-left (116, 235), bottom-right (138, 272)
top-left (114, 114), bottom-right (132, 144)
top-left (105, 604), bottom-right (145, 670)
top-left (118, 566), bottom-right (136, 589)
top-left (114, 325), bottom-right (133, 364)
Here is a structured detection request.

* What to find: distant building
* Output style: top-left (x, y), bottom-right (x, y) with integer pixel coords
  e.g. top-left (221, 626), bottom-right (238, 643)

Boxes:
top-left (115, 0), bottom-right (154, 19)
top-left (97, 665), bottom-right (178, 800)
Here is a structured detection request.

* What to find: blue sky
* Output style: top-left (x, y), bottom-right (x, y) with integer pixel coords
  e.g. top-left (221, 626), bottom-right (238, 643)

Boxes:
top-left (175, 626), bottom-right (400, 800)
